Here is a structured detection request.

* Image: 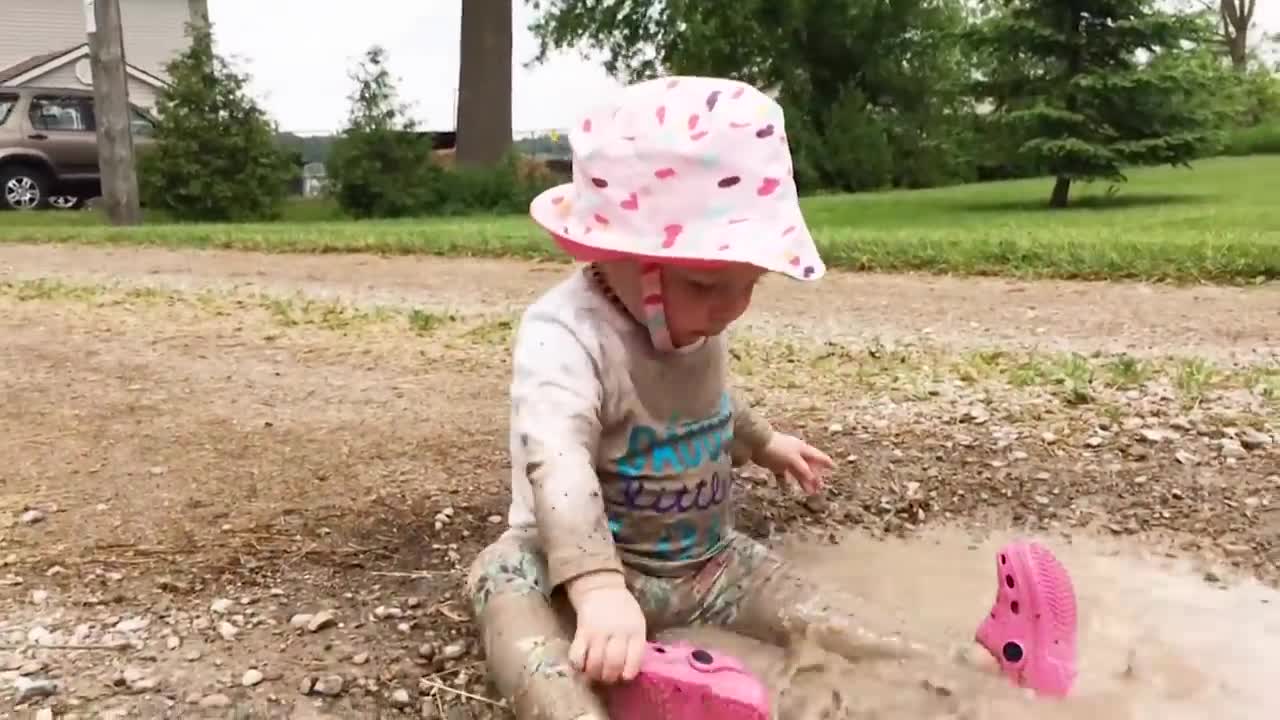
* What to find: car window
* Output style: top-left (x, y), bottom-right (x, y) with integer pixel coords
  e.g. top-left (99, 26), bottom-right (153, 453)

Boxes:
top-left (29, 95), bottom-right (96, 132)
top-left (0, 94), bottom-right (17, 125)
top-left (129, 106), bottom-right (156, 138)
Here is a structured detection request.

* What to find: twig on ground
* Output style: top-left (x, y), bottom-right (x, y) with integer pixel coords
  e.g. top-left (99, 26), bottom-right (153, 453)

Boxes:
top-left (0, 642), bottom-right (130, 651)
top-left (419, 678), bottom-right (503, 707)
top-left (369, 570), bottom-right (451, 578)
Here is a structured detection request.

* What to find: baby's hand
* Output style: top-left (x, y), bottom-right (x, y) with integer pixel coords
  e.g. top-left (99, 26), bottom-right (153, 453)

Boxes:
top-left (755, 433), bottom-right (835, 494)
top-left (565, 571), bottom-right (647, 684)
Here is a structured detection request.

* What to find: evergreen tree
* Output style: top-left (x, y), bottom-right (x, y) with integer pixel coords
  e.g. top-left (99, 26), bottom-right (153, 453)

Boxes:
top-left (327, 46), bottom-right (440, 218)
top-left (139, 23), bottom-right (295, 221)
top-left (968, 0), bottom-right (1226, 207)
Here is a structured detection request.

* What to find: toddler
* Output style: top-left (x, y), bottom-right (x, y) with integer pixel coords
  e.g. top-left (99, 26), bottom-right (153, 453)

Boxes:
top-left (466, 76), bottom-right (1075, 719)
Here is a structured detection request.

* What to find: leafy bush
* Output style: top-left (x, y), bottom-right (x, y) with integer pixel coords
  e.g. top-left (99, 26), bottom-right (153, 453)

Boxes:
top-left (1221, 122), bottom-right (1280, 155)
top-left (329, 47), bottom-right (559, 218)
top-left (326, 47), bottom-right (441, 219)
top-left (138, 23), bottom-right (295, 221)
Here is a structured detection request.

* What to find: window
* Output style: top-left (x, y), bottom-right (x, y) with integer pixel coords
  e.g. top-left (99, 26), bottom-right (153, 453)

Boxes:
top-left (0, 95), bottom-right (17, 125)
top-left (29, 95), bottom-right (96, 132)
top-left (129, 106), bottom-right (156, 138)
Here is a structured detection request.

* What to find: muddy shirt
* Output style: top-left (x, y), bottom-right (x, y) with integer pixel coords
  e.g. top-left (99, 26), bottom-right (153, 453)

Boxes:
top-left (506, 268), bottom-right (773, 586)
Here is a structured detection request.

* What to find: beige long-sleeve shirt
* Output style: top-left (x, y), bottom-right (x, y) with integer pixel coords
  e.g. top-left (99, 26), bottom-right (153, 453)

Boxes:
top-left (506, 268), bottom-right (774, 587)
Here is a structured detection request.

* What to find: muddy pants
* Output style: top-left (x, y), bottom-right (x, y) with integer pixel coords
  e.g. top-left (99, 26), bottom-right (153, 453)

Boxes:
top-left (466, 528), bottom-right (926, 719)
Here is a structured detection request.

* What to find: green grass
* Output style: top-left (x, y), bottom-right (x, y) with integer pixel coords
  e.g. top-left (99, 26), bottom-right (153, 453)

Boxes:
top-left (3, 156), bottom-right (1279, 283)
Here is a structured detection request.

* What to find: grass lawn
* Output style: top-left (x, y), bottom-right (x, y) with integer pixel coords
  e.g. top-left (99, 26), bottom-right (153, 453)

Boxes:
top-left (2, 155), bottom-right (1278, 283)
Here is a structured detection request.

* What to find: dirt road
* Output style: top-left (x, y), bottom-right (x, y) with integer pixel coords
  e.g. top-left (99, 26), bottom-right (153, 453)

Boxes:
top-left (1, 244), bottom-right (1277, 719)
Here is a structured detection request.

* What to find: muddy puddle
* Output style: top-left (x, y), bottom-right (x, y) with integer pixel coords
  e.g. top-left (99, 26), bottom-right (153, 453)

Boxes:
top-left (663, 528), bottom-right (1278, 720)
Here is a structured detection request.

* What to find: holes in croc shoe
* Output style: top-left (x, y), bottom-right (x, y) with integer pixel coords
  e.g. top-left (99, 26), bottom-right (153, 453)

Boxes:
top-left (1000, 554), bottom-right (1007, 565)
top-left (1002, 642), bottom-right (1024, 664)
top-left (1010, 600), bottom-right (1020, 615)
top-left (1005, 574), bottom-right (1015, 589)
top-left (653, 646), bottom-right (667, 654)
top-left (691, 649), bottom-right (714, 665)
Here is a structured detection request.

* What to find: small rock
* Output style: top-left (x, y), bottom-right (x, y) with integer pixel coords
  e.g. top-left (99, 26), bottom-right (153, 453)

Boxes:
top-left (1040, 432), bottom-right (1058, 444)
top-left (827, 423), bottom-right (844, 434)
top-left (298, 676), bottom-right (316, 695)
top-left (199, 693), bottom-right (232, 708)
top-left (310, 674), bottom-right (345, 697)
top-left (30, 589), bottom-right (49, 605)
top-left (1033, 471), bottom-right (1051, 482)
top-left (115, 616), bottom-right (150, 633)
top-left (1136, 428), bottom-right (1168, 444)
top-left (1220, 440), bottom-right (1248, 459)
top-left (242, 669), bottom-right (264, 687)
top-left (289, 613), bottom-right (313, 629)
top-left (1203, 570), bottom-right (1222, 583)
top-left (1169, 417), bottom-right (1194, 432)
top-left (486, 515), bottom-right (503, 525)
top-left (166, 635), bottom-right (181, 651)
top-left (374, 606), bottom-right (403, 620)
top-left (1241, 430), bottom-right (1273, 451)
top-left (217, 620), bottom-right (239, 641)
top-left (389, 687), bottom-right (412, 707)
top-left (210, 598), bottom-right (235, 615)
top-left (439, 642), bottom-right (467, 661)
top-left (19, 660), bottom-right (47, 675)
top-left (351, 652), bottom-right (369, 666)
top-left (417, 643), bottom-right (436, 660)
top-left (1175, 450), bottom-right (1200, 466)
top-left (184, 650), bottom-right (201, 662)
top-left (19, 509), bottom-right (46, 525)
top-left (148, 466), bottom-right (167, 476)
top-left (1221, 543), bottom-right (1252, 558)
top-left (1085, 436), bottom-right (1105, 448)
top-left (14, 676), bottom-right (58, 703)
top-left (306, 610), bottom-right (337, 633)
top-left (1009, 450), bottom-right (1028, 461)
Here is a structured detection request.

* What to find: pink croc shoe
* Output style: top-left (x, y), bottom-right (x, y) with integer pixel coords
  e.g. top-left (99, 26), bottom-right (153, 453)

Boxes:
top-left (605, 641), bottom-right (770, 720)
top-left (975, 540), bottom-right (1079, 698)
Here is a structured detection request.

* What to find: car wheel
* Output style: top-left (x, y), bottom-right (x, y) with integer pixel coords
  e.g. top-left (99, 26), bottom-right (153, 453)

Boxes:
top-left (0, 165), bottom-right (51, 211)
top-left (49, 195), bottom-right (83, 210)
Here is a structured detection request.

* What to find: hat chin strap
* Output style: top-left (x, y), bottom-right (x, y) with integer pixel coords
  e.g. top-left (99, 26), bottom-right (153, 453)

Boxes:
top-left (639, 262), bottom-right (676, 353)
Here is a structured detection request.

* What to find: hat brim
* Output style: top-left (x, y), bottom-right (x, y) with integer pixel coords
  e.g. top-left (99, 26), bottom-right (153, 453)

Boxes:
top-left (529, 183), bottom-right (825, 282)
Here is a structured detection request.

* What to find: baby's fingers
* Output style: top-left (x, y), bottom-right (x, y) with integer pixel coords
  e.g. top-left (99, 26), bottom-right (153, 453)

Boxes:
top-left (621, 632), bottom-right (647, 682)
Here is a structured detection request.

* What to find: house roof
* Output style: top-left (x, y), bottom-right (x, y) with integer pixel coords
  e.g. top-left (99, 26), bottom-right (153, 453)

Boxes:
top-left (0, 44), bottom-right (168, 89)
top-left (0, 46), bottom-right (83, 85)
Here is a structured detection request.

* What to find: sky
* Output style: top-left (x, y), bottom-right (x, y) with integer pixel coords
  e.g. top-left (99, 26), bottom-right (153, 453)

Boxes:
top-left (207, 0), bottom-right (1280, 137)
top-left (208, 0), bottom-right (622, 135)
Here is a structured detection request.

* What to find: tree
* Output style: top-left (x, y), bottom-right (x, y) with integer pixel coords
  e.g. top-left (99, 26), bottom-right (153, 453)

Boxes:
top-left (455, 0), bottom-right (513, 167)
top-left (1215, 0), bottom-right (1257, 70)
top-left (527, 0), bottom-right (979, 191)
top-left (967, 0), bottom-right (1225, 208)
top-left (327, 46), bottom-right (441, 218)
top-left (138, 23), bottom-right (294, 221)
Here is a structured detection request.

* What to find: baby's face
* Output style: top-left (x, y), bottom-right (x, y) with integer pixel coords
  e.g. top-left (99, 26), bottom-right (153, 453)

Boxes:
top-left (662, 264), bottom-right (765, 347)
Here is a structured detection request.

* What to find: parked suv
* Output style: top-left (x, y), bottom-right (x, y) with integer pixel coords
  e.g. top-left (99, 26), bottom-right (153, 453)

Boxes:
top-left (0, 85), bottom-right (157, 210)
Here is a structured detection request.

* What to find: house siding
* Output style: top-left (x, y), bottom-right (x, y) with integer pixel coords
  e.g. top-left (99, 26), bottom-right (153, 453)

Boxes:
top-left (25, 64), bottom-right (160, 110)
top-left (0, 0), bottom-right (190, 81)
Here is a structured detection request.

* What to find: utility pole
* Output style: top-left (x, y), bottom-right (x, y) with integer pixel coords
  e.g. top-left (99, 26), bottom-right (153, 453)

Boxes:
top-left (85, 0), bottom-right (142, 225)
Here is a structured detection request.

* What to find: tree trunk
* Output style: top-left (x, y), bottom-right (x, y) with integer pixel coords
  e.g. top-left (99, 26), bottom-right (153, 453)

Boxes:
top-left (1049, 176), bottom-right (1072, 209)
top-left (1220, 0), bottom-right (1255, 71)
top-left (455, 0), bottom-right (514, 168)
top-left (87, 0), bottom-right (142, 225)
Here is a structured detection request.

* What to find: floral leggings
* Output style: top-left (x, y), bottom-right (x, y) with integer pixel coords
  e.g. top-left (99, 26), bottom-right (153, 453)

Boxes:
top-left (466, 528), bottom-right (926, 719)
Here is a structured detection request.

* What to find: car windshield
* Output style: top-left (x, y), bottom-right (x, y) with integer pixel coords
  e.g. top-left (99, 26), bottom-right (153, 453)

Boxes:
top-left (0, 95), bottom-right (17, 125)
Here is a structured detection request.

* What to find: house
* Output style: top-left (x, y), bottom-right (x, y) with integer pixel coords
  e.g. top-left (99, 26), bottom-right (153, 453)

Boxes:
top-left (0, 0), bottom-right (199, 111)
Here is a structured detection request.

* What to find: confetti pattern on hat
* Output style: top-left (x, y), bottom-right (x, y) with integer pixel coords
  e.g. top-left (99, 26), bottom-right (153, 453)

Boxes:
top-left (530, 75), bottom-right (825, 282)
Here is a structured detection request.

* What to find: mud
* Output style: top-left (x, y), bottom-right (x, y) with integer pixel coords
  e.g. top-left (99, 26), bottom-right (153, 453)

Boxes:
top-left (669, 528), bottom-right (1279, 719)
